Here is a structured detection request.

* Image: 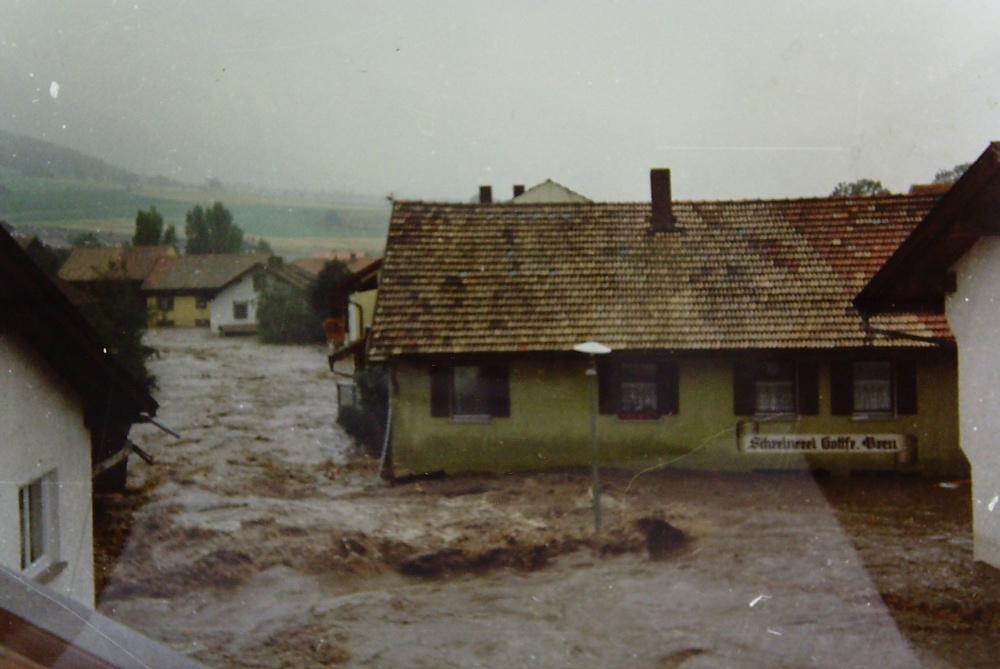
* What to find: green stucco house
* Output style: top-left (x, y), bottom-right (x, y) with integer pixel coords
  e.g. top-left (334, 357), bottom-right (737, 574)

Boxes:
top-left (368, 171), bottom-right (966, 479)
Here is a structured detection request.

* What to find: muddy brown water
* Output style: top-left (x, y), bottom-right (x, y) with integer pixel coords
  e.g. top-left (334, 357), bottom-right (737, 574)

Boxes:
top-left (95, 329), bottom-right (1000, 668)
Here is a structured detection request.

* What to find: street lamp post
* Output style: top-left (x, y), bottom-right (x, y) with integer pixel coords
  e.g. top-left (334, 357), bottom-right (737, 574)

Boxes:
top-left (573, 341), bottom-right (611, 534)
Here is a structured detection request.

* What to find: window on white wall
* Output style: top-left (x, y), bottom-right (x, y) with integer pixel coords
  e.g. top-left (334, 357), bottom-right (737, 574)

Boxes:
top-left (233, 302), bottom-right (249, 320)
top-left (19, 471), bottom-right (58, 575)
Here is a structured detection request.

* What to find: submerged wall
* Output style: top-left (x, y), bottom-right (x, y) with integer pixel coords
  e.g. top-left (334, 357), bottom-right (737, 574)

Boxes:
top-left (389, 350), bottom-right (963, 479)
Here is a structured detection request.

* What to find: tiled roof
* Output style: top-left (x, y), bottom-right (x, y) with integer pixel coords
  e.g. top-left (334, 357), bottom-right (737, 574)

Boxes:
top-left (857, 142), bottom-right (1000, 315)
top-left (371, 195), bottom-right (951, 357)
top-left (142, 253), bottom-right (271, 292)
top-left (58, 245), bottom-right (175, 283)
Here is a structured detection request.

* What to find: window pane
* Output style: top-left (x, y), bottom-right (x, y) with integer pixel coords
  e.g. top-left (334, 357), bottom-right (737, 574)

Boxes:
top-left (28, 481), bottom-right (44, 564)
top-left (453, 366), bottom-right (488, 416)
top-left (756, 380), bottom-right (795, 413)
top-left (619, 362), bottom-right (657, 412)
top-left (854, 361), bottom-right (892, 413)
top-left (19, 479), bottom-right (46, 569)
top-left (754, 362), bottom-right (795, 414)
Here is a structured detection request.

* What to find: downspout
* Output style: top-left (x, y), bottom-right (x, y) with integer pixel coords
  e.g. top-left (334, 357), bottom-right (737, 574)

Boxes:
top-left (348, 297), bottom-right (364, 344)
top-left (376, 364), bottom-right (394, 483)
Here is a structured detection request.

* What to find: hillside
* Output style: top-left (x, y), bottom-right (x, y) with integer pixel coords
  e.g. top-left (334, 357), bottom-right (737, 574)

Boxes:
top-left (0, 130), bottom-right (390, 257)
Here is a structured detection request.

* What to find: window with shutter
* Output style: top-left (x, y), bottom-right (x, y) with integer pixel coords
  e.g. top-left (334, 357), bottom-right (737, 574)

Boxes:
top-left (429, 363), bottom-right (510, 420)
top-left (831, 358), bottom-right (917, 417)
top-left (733, 360), bottom-right (817, 417)
top-left (598, 357), bottom-right (679, 419)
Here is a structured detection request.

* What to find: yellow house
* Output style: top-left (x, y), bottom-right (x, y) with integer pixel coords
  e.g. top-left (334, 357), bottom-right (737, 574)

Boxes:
top-left (142, 253), bottom-right (311, 332)
top-left (369, 170), bottom-right (966, 479)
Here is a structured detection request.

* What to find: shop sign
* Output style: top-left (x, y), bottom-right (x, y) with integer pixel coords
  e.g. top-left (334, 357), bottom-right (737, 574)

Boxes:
top-left (738, 433), bottom-right (910, 454)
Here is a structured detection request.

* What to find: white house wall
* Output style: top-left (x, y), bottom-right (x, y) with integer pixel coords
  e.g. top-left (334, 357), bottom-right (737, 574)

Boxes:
top-left (348, 288), bottom-right (377, 343)
top-left (0, 334), bottom-right (95, 606)
top-left (210, 273), bottom-right (259, 334)
top-left (948, 235), bottom-right (1000, 568)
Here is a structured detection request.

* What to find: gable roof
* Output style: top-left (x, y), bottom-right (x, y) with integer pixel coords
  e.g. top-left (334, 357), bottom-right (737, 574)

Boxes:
top-left (143, 253), bottom-right (272, 293)
top-left (370, 194), bottom-right (950, 357)
top-left (855, 142), bottom-right (1000, 315)
top-left (266, 261), bottom-right (314, 289)
top-left (510, 179), bottom-right (591, 203)
top-left (0, 227), bottom-right (157, 424)
top-left (58, 245), bottom-right (175, 283)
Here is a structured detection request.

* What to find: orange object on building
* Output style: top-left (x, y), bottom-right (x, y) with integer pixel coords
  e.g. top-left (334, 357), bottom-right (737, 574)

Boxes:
top-left (323, 317), bottom-right (346, 345)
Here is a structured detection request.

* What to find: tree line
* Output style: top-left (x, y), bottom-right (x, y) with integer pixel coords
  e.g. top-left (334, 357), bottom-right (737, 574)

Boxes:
top-left (132, 202), bottom-right (270, 254)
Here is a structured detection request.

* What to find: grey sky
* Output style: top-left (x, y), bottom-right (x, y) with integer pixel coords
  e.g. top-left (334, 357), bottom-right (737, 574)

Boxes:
top-left (2, 1), bottom-right (998, 201)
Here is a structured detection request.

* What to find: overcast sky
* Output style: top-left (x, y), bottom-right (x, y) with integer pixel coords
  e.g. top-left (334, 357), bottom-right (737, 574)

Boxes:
top-left (2, 1), bottom-right (998, 201)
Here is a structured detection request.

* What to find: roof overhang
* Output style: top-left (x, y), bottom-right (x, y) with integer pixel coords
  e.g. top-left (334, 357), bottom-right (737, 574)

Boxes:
top-left (855, 142), bottom-right (1000, 315)
top-left (333, 257), bottom-right (382, 294)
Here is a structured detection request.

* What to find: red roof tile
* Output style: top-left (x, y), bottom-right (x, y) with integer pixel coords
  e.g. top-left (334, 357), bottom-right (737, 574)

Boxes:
top-left (371, 194), bottom-right (950, 357)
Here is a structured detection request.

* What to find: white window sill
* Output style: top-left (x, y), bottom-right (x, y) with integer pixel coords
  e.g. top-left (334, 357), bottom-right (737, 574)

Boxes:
top-left (852, 412), bottom-right (895, 422)
top-left (24, 560), bottom-right (67, 585)
top-left (753, 412), bottom-right (798, 422)
top-left (450, 415), bottom-right (492, 424)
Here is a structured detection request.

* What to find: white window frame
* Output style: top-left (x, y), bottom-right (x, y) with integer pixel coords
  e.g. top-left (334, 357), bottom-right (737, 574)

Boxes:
top-left (19, 470), bottom-right (59, 578)
top-left (853, 360), bottom-right (894, 416)
top-left (754, 362), bottom-right (796, 416)
top-left (233, 301), bottom-right (249, 320)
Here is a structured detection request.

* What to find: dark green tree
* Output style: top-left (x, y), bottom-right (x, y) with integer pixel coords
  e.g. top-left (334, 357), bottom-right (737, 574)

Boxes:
top-left (184, 205), bottom-right (210, 254)
top-left (132, 206), bottom-right (164, 246)
top-left (933, 163), bottom-right (971, 185)
top-left (71, 231), bottom-right (103, 247)
top-left (184, 202), bottom-right (244, 254)
top-left (337, 366), bottom-right (389, 459)
top-left (78, 260), bottom-right (157, 393)
top-left (830, 179), bottom-right (891, 196)
top-left (249, 237), bottom-right (273, 254)
top-left (206, 201), bottom-right (243, 253)
top-left (22, 237), bottom-right (70, 274)
top-left (256, 282), bottom-right (323, 344)
top-left (308, 259), bottom-right (352, 317)
top-left (162, 224), bottom-right (178, 247)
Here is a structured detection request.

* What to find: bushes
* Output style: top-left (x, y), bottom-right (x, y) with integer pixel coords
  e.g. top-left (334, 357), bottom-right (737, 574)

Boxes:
top-left (338, 366), bottom-right (388, 458)
top-left (78, 265), bottom-right (157, 392)
top-left (256, 283), bottom-right (323, 344)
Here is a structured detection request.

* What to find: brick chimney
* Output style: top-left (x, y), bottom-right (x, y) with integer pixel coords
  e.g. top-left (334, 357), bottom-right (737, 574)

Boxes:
top-left (513, 184), bottom-right (525, 197)
top-left (650, 168), bottom-right (675, 233)
top-left (479, 185), bottom-right (493, 204)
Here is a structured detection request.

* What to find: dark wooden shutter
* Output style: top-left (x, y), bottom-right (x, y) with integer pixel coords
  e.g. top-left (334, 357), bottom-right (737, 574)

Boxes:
top-left (597, 358), bottom-right (619, 415)
top-left (656, 360), bottom-right (679, 415)
top-left (485, 365), bottom-right (510, 418)
top-left (796, 360), bottom-right (819, 416)
top-left (830, 360), bottom-right (853, 416)
top-left (895, 360), bottom-right (918, 415)
top-left (733, 362), bottom-right (755, 416)
top-left (430, 364), bottom-right (451, 417)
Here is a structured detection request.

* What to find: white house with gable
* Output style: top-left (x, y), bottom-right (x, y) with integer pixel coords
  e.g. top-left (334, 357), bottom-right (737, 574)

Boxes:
top-left (0, 335), bottom-right (95, 604)
top-left (0, 227), bottom-right (158, 607)
top-left (857, 142), bottom-right (1000, 569)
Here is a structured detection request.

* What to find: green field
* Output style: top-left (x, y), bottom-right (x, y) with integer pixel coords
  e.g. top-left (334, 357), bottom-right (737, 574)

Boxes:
top-left (0, 167), bottom-right (390, 258)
